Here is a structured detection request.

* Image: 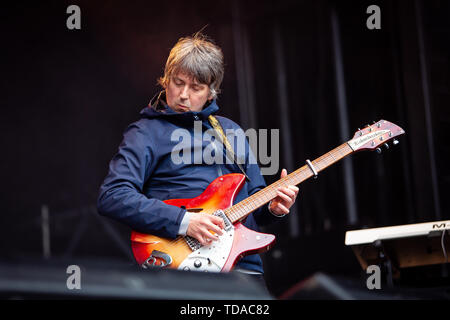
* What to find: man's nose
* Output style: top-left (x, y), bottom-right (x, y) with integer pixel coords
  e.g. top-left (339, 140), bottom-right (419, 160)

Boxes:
top-left (180, 85), bottom-right (189, 99)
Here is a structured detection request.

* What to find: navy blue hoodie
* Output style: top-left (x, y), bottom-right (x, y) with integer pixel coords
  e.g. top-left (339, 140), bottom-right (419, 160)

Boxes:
top-left (97, 93), bottom-right (281, 273)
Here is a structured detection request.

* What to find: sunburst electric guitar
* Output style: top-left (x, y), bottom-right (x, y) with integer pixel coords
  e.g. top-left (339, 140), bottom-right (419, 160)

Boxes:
top-left (131, 120), bottom-right (405, 272)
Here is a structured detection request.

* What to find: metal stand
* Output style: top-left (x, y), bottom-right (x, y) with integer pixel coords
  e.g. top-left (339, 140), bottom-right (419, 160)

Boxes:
top-left (373, 240), bottom-right (396, 288)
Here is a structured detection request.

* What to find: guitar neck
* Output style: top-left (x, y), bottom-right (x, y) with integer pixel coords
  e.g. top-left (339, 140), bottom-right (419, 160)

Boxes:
top-left (224, 142), bottom-right (354, 223)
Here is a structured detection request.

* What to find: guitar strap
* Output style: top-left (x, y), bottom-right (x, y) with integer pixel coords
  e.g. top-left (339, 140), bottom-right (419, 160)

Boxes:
top-left (208, 115), bottom-right (251, 182)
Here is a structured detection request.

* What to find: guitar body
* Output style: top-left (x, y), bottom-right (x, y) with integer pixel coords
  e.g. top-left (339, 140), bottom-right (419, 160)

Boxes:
top-left (130, 173), bottom-right (276, 272)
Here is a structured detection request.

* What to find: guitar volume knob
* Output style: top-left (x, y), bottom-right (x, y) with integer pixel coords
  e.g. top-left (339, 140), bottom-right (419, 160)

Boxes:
top-left (194, 259), bottom-right (202, 268)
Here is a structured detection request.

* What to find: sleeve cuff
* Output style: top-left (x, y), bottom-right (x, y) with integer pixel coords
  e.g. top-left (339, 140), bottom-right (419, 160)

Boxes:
top-left (177, 211), bottom-right (194, 235)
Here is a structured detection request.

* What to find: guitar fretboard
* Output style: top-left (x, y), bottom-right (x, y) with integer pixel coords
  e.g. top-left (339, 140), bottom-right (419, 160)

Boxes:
top-left (224, 142), bottom-right (354, 223)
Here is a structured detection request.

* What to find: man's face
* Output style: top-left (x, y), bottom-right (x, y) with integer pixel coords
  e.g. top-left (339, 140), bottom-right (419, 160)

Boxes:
top-left (165, 72), bottom-right (212, 113)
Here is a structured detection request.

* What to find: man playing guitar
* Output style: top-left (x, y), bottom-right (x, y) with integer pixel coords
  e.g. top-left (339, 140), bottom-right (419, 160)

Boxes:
top-left (97, 32), bottom-right (299, 289)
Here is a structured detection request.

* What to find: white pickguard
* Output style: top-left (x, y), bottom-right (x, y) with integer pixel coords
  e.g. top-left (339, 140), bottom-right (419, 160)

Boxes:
top-left (178, 227), bottom-right (235, 272)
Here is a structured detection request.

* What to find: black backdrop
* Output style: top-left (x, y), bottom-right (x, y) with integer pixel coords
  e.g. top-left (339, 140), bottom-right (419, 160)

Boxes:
top-left (1, 0), bottom-right (449, 297)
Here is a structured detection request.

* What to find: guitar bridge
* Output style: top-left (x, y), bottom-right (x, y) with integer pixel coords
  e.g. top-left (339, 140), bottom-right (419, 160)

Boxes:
top-left (185, 235), bottom-right (202, 251)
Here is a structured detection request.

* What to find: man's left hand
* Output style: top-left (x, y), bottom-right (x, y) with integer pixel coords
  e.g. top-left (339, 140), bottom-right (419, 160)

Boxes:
top-left (269, 168), bottom-right (299, 216)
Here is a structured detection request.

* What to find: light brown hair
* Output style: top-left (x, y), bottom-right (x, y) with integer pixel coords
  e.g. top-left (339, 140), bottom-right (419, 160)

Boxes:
top-left (158, 32), bottom-right (224, 99)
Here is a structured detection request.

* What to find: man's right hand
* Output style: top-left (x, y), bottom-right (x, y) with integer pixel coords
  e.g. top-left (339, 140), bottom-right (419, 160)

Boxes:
top-left (186, 212), bottom-right (225, 246)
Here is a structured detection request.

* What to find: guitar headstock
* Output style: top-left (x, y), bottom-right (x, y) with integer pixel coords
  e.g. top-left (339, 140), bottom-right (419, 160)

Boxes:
top-left (347, 120), bottom-right (405, 153)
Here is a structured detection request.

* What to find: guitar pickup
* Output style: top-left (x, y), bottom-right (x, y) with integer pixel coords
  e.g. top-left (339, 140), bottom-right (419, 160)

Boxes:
top-left (213, 210), bottom-right (233, 231)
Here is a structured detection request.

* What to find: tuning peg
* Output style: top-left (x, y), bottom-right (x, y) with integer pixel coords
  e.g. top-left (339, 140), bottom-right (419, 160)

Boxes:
top-left (376, 147), bottom-right (382, 154)
top-left (393, 139), bottom-right (399, 145)
top-left (384, 143), bottom-right (389, 149)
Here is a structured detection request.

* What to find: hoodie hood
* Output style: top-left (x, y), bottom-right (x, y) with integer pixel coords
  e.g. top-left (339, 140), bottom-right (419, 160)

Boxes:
top-left (139, 91), bottom-right (219, 122)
